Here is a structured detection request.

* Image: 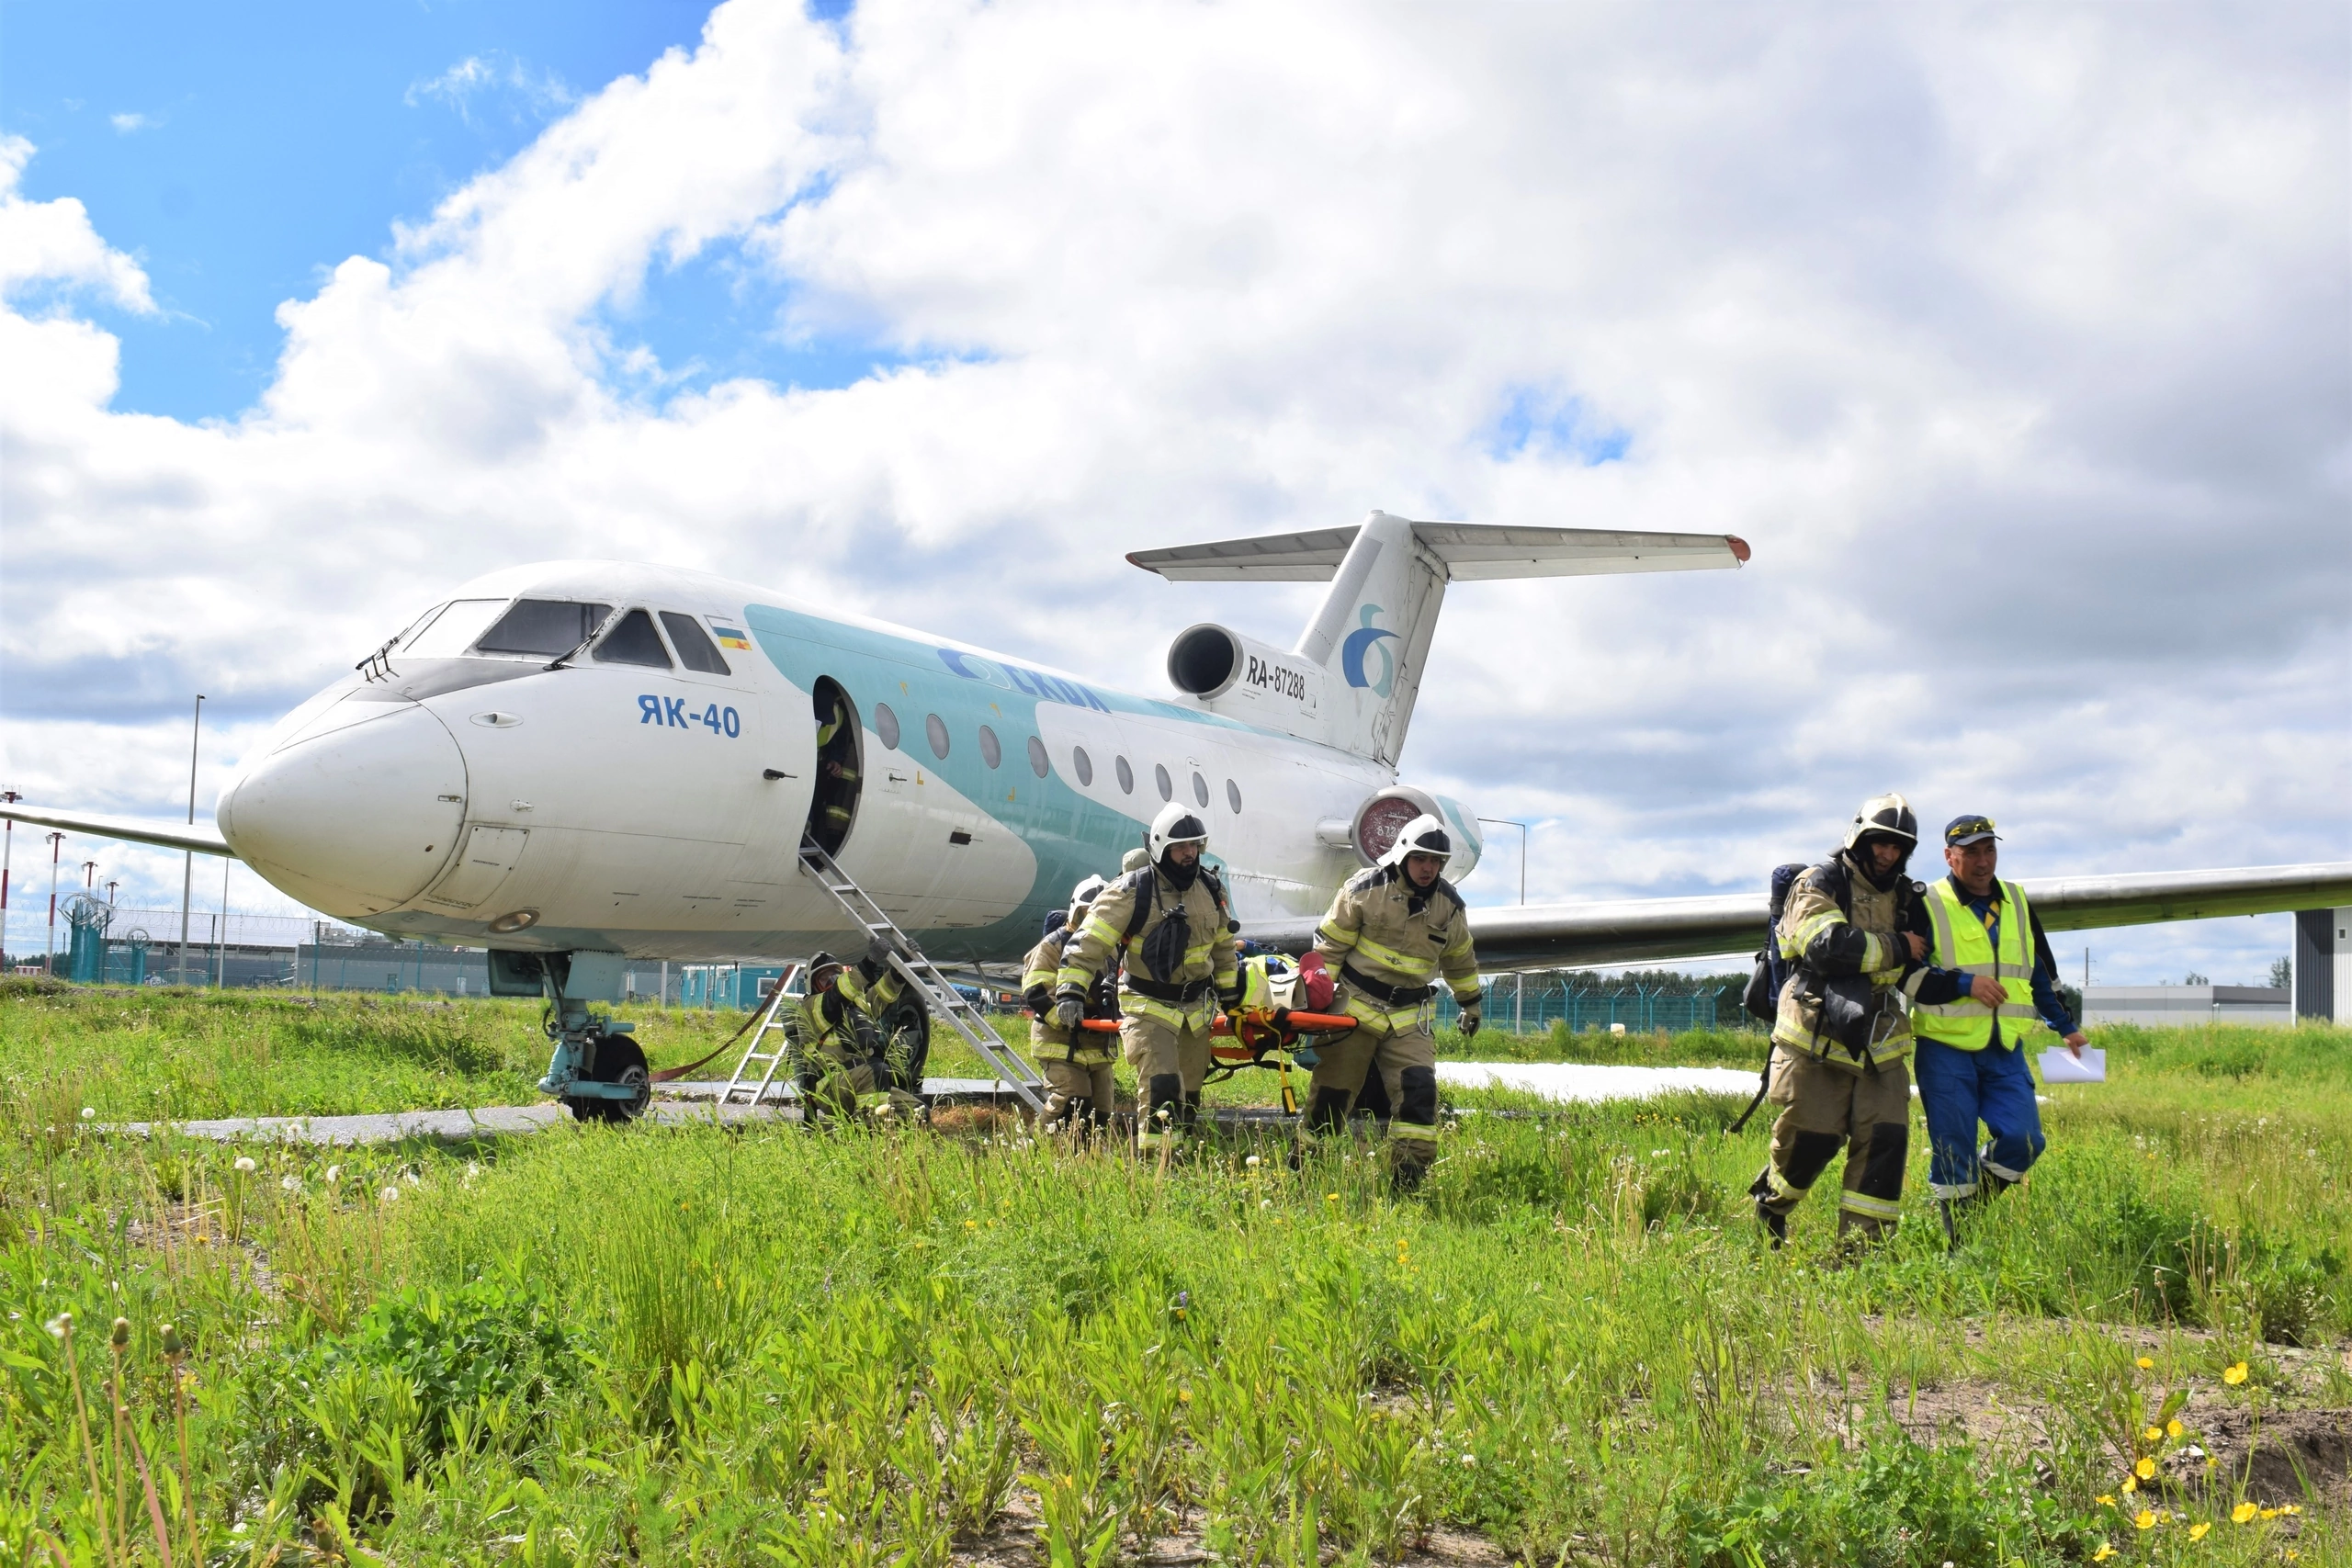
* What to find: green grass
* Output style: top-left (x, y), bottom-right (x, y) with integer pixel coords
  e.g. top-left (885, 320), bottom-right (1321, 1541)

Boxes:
top-left (2, 983), bottom-right (2348, 1564)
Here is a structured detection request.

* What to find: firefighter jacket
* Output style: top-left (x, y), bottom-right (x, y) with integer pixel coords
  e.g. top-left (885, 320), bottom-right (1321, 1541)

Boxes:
top-left (1912, 877), bottom-right (2063, 1053)
top-left (786, 958), bottom-right (903, 1072)
top-left (1771, 851), bottom-right (1926, 1072)
top-left (1314, 865), bottom-right (1481, 1032)
top-left (1057, 865), bottom-right (1239, 1031)
top-left (1023, 930), bottom-right (1120, 1064)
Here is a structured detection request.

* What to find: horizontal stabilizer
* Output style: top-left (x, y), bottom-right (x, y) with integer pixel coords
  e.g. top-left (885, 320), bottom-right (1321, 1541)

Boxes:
top-left (1128, 521), bottom-right (1748, 583)
top-left (1242, 861), bottom-right (2352, 973)
top-left (0, 804), bottom-right (235, 859)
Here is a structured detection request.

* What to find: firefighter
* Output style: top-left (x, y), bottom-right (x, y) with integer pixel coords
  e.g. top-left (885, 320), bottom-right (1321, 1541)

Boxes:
top-left (1055, 804), bottom-right (1240, 1156)
top-left (1911, 815), bottom-right (2086, 1240)
top-left (1295, 814), bottom-right (1481, 1192)
top-left (1023, 875), bottom-right (1121, 1135)
top-left (787, 943), bottom-right (924, 1122)
top-left (1749, 793), bottom-right (1929, 1249)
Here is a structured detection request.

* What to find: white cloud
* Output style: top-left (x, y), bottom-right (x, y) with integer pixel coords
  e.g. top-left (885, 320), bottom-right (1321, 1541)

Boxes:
top-left (0, 1), bottom-right (2344, 981)
top-left (405, 51), bottom-right (579, 126)
top-left (108, 112), bottom-right (155, 134)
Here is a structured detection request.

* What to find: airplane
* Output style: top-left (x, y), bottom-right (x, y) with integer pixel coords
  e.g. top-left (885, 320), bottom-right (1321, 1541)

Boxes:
top-left (10, 510), bottom-right (2350, 1115)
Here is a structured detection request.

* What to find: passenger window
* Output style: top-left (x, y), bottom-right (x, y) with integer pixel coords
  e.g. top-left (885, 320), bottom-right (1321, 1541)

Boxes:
top-left (926, 714), bottom-right (951, 760)
top-left (593, 609), bottom-right (673, 669)
top-left (1072, 747), bottom-right (1094, 786)
top-left (1227, 779), bottom-right (1242, 814)
top-left (1026, 736), bottom-right (1049, 778)
top-left (1115, 757), bottom-right (1135, 795)
top-left (1154, 763), bottom-right (1173, 802)
top-left (477, 599), bottom-right (614, 658)
top-left (978, 725), bottom-right (1001, 768)
top-left (661, 612), bottom-right (731, 675)
top-left (875, 703), bottom-right (901, 750)
top-left (1192, 772), bottom-right (1210, 807)
top-left (402, 599), bottom-right (509, 659)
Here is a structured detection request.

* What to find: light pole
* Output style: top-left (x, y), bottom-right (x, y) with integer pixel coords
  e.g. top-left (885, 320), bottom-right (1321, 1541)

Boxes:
top-left (1476, 818), bottom-right (1531, 905)
top-left (0, 789), bottom-right (18, 966)
top-left (179, 694), bottom-right (205, 986)
top-left (82, 859), bottom-right (97, 890)
top-left (44, 831), bottom-right (63, 976)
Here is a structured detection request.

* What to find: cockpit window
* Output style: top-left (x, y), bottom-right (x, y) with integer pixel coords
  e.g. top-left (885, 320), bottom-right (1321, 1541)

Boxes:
top-left (401, 599), bottom-right (510, 659)
top-left (593, 609), bottom-right (674, 669)
top-left (476, 599), bottom-right (614, 659)
top-left (660, 612), bottom-right (731, 675)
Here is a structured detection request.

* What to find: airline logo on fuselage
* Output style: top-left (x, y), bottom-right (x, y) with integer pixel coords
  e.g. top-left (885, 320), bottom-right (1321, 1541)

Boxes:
top-left (1340, 604), bottom-right (1399, 697)
top-left (939, 648), bottom-right (1112, 713)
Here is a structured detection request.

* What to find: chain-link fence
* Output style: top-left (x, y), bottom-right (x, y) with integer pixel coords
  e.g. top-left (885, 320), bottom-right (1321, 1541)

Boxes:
top-left (1435, 972), bottom-right (1750, 1034)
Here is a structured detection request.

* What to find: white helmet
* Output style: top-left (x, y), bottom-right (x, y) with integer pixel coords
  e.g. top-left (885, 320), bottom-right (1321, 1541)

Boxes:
top-left (1843, 792), bottom-right (1919, 853)
top-left (1381, 812), bottom-right (1453, 869)
top-left (1069, 874), bottom-right (1110, 911)
top-left (1147, 801), bottom-right (1210, 864)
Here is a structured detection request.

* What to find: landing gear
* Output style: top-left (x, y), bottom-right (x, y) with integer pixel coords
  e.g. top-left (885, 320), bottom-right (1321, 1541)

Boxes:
top-left (566, 1032), bottom-right (650, 1123)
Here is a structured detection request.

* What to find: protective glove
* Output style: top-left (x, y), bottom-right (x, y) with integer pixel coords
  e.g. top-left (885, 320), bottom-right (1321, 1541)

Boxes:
top-left (1051, 987), bottom-right (1087, 1032)
top-left (1217, 987), bottom-right (1246, 1015)
top-left (864, 933), bottom-right (898, 971)
top-left (1458, 1005), bottom-right (1481, 1039)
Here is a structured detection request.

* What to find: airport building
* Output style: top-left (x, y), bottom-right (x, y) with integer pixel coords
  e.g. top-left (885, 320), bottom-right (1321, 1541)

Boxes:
top-left (2081, 985), bottom-right (2293, 1029)
top-left (2295, 907), bottom-right (2352, 1024)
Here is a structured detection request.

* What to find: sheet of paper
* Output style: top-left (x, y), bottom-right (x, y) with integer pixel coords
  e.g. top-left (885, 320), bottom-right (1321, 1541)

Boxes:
top-left (2039, 1046), bottom-right (2105, 1084)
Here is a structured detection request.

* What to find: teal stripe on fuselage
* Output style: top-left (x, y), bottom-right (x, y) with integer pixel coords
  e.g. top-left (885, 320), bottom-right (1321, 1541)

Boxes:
top-left (741, 604), bottom-right (1250, 959)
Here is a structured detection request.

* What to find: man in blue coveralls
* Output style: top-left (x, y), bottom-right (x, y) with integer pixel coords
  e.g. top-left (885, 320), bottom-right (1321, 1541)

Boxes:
top-left (1908, 815), bottom-right (2089, 1246)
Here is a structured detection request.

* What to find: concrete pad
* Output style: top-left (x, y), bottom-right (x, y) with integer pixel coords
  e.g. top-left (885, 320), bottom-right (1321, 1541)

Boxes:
top-left (1437, 1062), bottom-right (1760, 1102)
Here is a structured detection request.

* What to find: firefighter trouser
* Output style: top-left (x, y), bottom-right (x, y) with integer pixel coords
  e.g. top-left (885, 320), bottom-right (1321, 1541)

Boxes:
top-left (801, 1046), bottom-right (924, 1122)
top-left (1040, 1057), bottom-right (1120, 1133)
top-left (1296, 1007), bottom-right (1442, 1178)
top-left (1913, 1038), bottom-right (2045, 1200)
top-left (1123, 1010), bottom-right (1213, 1153)
top-left (1754, 1044), bottom-right (1911, 1241)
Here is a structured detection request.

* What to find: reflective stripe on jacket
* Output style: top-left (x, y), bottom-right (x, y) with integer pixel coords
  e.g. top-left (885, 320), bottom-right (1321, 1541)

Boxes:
top-left (1913, 878), bottom-right (2052, 1053)
top-left (1770, 852), bottom-right (1917, 1070)
top-left (1056, 866), bottom-right (1238, 1030)
top-left (1313, 865), bottom-right (1481, 1004)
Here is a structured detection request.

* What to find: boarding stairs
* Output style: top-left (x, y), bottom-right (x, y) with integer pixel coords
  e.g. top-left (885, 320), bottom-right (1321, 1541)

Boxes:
top-left (787, 837), bottom-right (1049, 1114)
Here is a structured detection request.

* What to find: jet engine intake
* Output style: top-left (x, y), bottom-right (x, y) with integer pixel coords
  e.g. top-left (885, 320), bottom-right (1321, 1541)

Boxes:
top-left (1166, 623), bottom-right (1327, 743)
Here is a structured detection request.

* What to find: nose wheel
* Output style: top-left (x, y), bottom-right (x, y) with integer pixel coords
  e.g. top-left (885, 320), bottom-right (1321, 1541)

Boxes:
top-left (565, 1033), bottom-right (650, 1123)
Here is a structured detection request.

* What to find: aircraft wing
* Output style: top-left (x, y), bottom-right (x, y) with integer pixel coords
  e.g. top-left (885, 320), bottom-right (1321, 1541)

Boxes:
top-left (0, 803), bottom-right (235, 858)
top-left (1129, 518), bottom-right (1748, 581)
top-left (1244, 862), bottom-right (2352, 972)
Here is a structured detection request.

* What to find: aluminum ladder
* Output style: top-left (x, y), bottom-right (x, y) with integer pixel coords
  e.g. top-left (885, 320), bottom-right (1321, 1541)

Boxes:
top-left (719, 964), bottom-right (802, 1107)
top-left (797, 837), bottom-right (1049, 1113)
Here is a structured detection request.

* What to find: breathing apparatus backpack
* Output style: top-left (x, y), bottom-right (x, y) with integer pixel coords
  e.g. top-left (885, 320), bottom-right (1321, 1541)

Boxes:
top-left (1742, 863), bottom-right (1811, 1023)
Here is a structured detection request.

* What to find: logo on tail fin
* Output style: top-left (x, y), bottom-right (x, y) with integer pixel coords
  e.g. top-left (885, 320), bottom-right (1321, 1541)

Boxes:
top-left (1340, 604), bottom-right (1398, 696)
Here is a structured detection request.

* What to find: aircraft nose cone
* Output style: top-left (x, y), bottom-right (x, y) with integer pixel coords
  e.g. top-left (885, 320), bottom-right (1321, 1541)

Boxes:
top-left (219, 702), bottom-right (468, 916)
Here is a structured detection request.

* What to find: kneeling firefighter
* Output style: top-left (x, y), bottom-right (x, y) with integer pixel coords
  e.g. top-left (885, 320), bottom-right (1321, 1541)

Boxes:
top-left (1296, 814), bottom-right (1482, 1191)
top-left (1750, 793), bottom-right (1930, 1247)
top-left (1054, 804), bottom-right (1240, 1155)
top-left (786, 944), bottom-right (926, 1122)
top-left (1023, 875), bottom-right (1123, 1134)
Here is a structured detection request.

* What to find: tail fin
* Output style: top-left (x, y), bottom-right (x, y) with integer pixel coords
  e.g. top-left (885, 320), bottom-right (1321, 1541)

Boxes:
top-left (1128, 512), bottom-right (1747, 765)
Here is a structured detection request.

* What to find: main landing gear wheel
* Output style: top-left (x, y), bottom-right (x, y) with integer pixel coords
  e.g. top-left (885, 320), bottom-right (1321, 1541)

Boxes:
top-left (566, 1035), bottom-right (651, 1123)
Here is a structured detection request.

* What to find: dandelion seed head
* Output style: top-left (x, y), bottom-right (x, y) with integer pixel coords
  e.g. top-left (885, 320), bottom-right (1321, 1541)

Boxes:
top-left (324, 1165), bottom-right (341, 1181)
top-left (232, 1156), bottom-right (256, 1173)
top-left (380, 1186), bottom-right (400, 1203)
top-left (280, 1176), bottom-right (301, 1193)
top-left (81, 1107), bottom-right (96, 1121)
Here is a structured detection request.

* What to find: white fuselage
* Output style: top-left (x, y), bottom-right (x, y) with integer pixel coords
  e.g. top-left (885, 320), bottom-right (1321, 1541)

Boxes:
top-left (217, 560), bottom-right (1476, 965)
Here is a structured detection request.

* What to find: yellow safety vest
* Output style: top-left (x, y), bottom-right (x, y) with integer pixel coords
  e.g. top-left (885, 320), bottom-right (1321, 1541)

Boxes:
top-left (1913, 878), bottom-right (2052, 1053)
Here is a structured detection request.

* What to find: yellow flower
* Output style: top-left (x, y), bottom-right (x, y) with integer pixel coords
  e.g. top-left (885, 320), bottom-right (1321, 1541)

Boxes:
top-left (1178, 1388), bottom-right (1192, 1404)
top-left (2260, 1507), bottom-right (2279, 1520)
top-left (2277, 1504), bottom-right (2301, 1516)
top-left (2232, 1502), bottom-right (2258, 1524)
top-left (2121, 1474), bottom-right (2137, 1495)
top-left (2091, 1546), bottom-right (2115, 1563)
top-left (1326, 1192), bottom-right (1340, 1202)
top-left (2166, 1418), bottom-right (2185, 1438)
top-left (2135, 1509), bottom-right (2156, 1530)
top-left (2136, 1356), bottom-right (2155, 1370)
top-left (2222, 1360), bottom-right (2248, 1385)
top-left (2144, 1426), bottom-right (2165, 1443)
top-left (2136, 1458), bottom-right (2157, 1479)
top-left (2189, 1521), bottom-right (2211, 1541)
top-left (2097, 1495), bottom-right (2116, 1506)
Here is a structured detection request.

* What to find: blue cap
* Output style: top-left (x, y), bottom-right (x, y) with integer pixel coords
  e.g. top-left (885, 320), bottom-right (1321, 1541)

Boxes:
top-left (1944, 815), bottom-right (1999, 848)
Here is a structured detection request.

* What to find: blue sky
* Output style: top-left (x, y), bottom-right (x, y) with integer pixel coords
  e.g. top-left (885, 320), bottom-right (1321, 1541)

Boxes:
top-left (0, 0), bottom-right (875, 422)
top-left (0, 1), bottom-right (2342, 987)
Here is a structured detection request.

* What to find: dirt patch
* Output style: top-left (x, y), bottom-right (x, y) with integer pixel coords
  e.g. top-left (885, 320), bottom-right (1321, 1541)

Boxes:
top-left (947, 1494), bottom-right (1510, 1566)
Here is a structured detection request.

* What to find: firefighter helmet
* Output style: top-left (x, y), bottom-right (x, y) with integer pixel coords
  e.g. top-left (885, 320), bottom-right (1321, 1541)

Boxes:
top-left (1380, 812), bottom-right (1454, 868)
top-left (1843, 793), bottom-right (1919, 852)
top-left (1147, 802), bottom-right (1209, 864)
top-left (1069, 874), bottom-right (1110, 911)
top-left (806, 951), bottom-right (845, 987)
